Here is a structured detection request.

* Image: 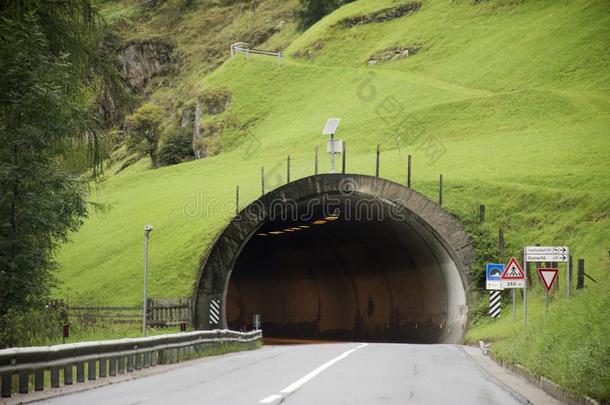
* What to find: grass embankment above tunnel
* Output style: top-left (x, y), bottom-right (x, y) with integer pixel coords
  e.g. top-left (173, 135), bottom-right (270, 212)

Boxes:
top-left (56, 0), bottom-right (609, 399)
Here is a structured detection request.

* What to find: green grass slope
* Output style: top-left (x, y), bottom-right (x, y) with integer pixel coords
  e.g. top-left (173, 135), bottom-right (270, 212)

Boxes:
top-left (56, 0), bottom-right (609, 396)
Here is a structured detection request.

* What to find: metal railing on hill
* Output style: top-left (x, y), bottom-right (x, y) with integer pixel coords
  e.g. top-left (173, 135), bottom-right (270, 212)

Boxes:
top-left (0, 329), bottom-right (261, 398)
top-left (230, 42), bottom-right (283, 60)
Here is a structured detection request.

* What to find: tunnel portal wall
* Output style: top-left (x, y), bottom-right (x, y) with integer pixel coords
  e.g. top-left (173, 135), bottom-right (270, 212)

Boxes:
top-left (193, 174), bottom-right (476, 343)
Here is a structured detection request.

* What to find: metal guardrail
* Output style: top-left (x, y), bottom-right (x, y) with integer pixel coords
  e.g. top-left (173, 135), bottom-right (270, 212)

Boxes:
top-left (230, 42), bottom-right (283, 60)
top-left (0, 329), bottom-right (262, 398)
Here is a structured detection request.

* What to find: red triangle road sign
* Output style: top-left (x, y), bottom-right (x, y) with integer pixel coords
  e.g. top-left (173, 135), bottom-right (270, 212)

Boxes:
top-left (501, 257), bottom-right (525, 279)
top-left (537, 268), bottom-right (559, 292)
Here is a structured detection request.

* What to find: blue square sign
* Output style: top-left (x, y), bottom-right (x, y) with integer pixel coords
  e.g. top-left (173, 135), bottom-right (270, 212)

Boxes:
top-left (486, 263), bottom-right (504, 290)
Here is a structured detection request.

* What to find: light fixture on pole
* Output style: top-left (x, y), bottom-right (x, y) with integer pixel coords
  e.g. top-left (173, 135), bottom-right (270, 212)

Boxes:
top-left (322, 118), bottom-right (342, 173)
top-left (143, 224), bottom-right (154, 336)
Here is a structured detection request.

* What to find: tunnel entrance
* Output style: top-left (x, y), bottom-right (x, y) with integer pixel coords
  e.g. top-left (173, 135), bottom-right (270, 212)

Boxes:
top-left (194, 175), bottom-right (475, 343)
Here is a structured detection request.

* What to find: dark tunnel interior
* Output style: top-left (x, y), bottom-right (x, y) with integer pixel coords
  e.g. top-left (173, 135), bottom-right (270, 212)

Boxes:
top-left (225, 195), bottom-right (467, 344)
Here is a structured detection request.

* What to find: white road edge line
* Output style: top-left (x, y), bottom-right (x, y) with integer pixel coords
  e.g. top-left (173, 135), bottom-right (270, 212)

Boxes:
top-left (258, 343), bottom-right (368, 404)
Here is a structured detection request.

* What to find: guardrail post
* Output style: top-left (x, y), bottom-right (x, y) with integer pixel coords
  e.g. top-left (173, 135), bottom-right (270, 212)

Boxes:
top-left (64, 364), bottom-right (73, 385)
top-left (50, 368), bottom-right (60, 388)
top-left (109, 357), bottom-right (117, 376)
top-left (18, 372), bottom-right (28, 394)
top-left (157, 349), bottom-right (165, 365)
top-left (151, 351), bottom-right (158, 366)
top-left (127, 354), bottom-right (134, 372)
top-left (99, 358), bottom-right (107, 378)
top-left (34, 369), bottom-right (44, 391)
top-left (143, 352), bottom-right (151, 368)
top-left (76, 362), bottom-right (85, 383)
top-left (88, 360), bottom-right (96, 380)
top-left (135, 353), bottom-right (142, 370)
top-left (1, 373), bottom-right (11, 397)
top-left (117, 357), bottom-right (125, 374)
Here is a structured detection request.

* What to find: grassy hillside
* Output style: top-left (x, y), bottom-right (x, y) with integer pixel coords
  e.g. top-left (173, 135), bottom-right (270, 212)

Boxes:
top-left (56, 0), bottom-right (610, 397)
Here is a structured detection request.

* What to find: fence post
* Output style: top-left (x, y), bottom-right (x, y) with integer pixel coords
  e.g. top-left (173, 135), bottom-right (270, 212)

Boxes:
top-left (76, 362), bottom-right (85, 382)
top-left (35, 370), bottom-right (44, 391)
top-left (375, 145), bottom-right (381, 177)
top-left (407, 155), bottom-right (412, 188)
top-left (342, 142), bottom-right (346, 174)
top-left (287, 155), bottom-right (291, 183)
top-left (261, 167), bottom-right (265, 196)
top-left (479, 205), bottom-right (486, 223)
top-left (438, 174), bottom-right (443, 206)
top-left (233, 185), bottom-right (239, 216)
top-left (314, 147), bottom-right (318, 175)
top-left (577, 259), bottom-right (585, 289)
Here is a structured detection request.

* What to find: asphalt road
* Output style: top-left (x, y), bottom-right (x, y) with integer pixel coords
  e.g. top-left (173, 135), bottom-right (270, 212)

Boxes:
top-left (39, 343), bottom-right (527, 405)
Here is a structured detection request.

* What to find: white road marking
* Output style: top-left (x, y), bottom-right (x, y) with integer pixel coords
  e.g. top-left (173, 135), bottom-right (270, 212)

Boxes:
top-left (258, 343), bottom-right (368, 403)
top-left (259, 394), bottom-right (282, 403)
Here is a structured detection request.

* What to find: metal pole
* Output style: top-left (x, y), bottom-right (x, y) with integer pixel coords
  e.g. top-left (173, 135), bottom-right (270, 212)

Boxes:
top-left (407, 155), bottom-right (412, 188)
top-left (567, 254), bottom-right (572, 298)
top-left (512, 288), bottom-right (517, 321)
top-left (287, 155), bottom-right (291, 184)
top-left (235, 185), bottom-right (239, 215)
top-left (439, 174), bottom-right (443, 206)
top-left (143, 226), bottom-right (152, 337)
top-left (261, 167), bottom-right (265, 195)
top-left (330, 133), bottom-right (335, 173)
top-left (342, 141), bottom-right (346, 174)
top-left (375, 145), bottom-right (380, 177)
top-left (314, 147), bottom-right (318, 175)
top-left (523, 249), bottom-right (527, 326)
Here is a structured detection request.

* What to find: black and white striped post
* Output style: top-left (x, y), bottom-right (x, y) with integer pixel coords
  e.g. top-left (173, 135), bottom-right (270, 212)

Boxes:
top-left (489, 291), bottom-right (501, 318)
top-left (209, 299), bottom-right (220, 325)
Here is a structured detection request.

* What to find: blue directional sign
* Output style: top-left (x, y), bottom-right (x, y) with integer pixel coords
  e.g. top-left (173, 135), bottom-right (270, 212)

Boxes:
top-left (486, 263), bottom-right (505, 290)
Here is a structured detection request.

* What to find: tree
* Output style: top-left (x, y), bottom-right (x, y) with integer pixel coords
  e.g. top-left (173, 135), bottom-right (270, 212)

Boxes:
top-left (0, 2), bottom-right (124, 344)
top-left (0, 16), bottom-right (88, 330)
top-left (126, 103), bottom-right (164, 168)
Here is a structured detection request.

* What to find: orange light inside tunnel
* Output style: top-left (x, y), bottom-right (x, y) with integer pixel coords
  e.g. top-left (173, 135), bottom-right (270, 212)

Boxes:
top-left (269, 231), bottom-right (284, 235)
top-left (312, 220), bottom-right (327, 225)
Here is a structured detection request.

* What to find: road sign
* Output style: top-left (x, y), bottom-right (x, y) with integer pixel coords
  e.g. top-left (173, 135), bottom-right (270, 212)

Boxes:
top-left (525, 246), bottom-right (569, 262)
top-left (537, 268), bottom-right (559, 292)
top-left (489, 291), bottom-right (501, 318)
top-left (501, 257), bottom-right (525, 288)
top-left (525, 246), bottom-right (568, 254)
top-left (486, 263), bottom-right (504, 290)
top-left (525, 254), bottom-right (568, 262)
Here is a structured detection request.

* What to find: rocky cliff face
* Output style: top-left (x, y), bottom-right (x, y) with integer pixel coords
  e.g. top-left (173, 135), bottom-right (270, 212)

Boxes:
top-left (118, 39), bottom-right (175, 92)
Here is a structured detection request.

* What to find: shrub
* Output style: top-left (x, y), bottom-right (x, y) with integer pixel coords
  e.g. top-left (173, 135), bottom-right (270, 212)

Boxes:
top-left (158, 127), bottom-right (195, 166)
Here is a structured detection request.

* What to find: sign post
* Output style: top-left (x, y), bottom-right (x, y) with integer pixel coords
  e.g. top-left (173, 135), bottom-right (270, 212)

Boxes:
top-left (525, 246), bottom-right (569, 315)
top-left (537, 268), bottom-right (559, 313)
top-left (500, 257), bottom-right (525, 321)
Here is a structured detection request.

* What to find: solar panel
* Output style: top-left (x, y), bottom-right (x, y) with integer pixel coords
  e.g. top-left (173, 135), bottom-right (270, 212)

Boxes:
top-left (322, 118), bottom-right (341, 135)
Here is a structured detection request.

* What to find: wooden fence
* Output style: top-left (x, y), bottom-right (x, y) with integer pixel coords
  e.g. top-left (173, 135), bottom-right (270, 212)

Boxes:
top-left (57, 298), bottom-right (193, 328)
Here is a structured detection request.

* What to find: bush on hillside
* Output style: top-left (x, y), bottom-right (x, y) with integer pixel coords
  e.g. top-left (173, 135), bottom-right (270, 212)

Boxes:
top-left (158, 127), bottom-right (195, 166)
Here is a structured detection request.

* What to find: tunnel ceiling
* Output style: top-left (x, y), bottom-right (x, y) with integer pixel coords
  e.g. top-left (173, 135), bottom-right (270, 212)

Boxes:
top-left (193, 174), bottom-right (475, 343)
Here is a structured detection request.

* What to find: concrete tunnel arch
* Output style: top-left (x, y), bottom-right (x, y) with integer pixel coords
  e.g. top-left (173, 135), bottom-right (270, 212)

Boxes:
top-left (193, 174), bottom-right (475, 343)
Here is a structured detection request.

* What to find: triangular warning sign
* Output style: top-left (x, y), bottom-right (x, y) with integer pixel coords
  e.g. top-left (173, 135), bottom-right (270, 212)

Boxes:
top-left (537, 268), bottom-right (559, 292)
top-left (501, 257), bottom-right (524, 279)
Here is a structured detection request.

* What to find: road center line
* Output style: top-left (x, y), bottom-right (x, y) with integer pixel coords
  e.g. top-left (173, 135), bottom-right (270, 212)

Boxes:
top-left (258, 343), bottom-right (368, 403)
